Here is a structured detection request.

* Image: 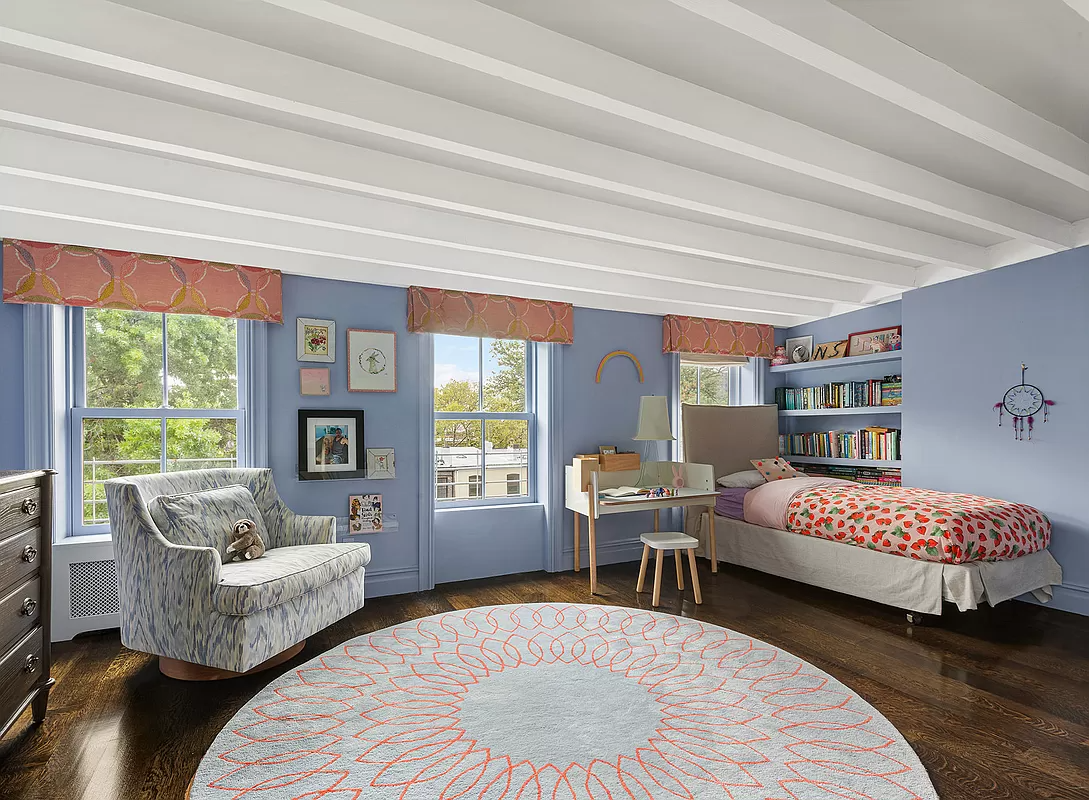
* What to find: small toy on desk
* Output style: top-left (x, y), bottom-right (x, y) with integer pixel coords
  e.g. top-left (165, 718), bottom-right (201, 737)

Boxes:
top-left (645, 486), bottom-right (678, 498)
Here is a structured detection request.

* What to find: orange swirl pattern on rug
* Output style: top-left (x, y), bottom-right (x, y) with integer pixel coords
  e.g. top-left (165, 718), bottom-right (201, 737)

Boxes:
top-left (191, 604), bottom-right (937, 800)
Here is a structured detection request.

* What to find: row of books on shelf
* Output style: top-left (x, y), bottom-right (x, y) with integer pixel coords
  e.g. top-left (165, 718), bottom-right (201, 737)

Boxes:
top-left (774, 375), bottom-right (902, 410)
top-left (793, 462), bottom-right (902, 488)
top-left (778, 427), bottom-right (901, 461)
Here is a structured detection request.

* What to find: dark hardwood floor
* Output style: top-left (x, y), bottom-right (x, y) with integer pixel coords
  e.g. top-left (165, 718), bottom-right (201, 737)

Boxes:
top-left (1, 561), bottom-right (1088, 799)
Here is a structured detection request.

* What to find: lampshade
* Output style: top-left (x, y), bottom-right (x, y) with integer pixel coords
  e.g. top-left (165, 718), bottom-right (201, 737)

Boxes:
top-left (633, 395), bottom-right (674, 441)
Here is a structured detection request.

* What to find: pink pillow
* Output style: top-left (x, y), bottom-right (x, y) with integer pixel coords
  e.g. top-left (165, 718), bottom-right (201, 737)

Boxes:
top-left (750, 457), bottom-right (800, 482)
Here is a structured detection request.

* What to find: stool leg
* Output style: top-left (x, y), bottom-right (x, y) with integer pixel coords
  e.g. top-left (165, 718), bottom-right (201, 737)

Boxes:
top-left (652, 549), bottom-right (664, 607)
top-left (674, 549), bottom-right (684, 590)
top-left (687, 548), bottom-right (702, 604)
top-left (636, 544), bottom-right (651, 592)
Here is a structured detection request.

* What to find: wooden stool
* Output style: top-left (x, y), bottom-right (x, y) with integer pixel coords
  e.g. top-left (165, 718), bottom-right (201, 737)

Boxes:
top-left (636, 532), bottom-right (702, 607)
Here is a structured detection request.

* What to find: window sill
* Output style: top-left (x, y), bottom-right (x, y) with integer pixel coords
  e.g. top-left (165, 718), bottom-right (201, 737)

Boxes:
top-left (436, 502), bottom-right (544, 514)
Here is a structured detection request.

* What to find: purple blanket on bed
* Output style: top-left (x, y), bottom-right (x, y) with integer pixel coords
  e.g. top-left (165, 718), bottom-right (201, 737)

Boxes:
top-left (715, 487), bottom-right (750, 520)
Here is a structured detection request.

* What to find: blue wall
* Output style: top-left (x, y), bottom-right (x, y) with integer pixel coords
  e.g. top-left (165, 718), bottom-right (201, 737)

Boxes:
top-left (0, 301), bottom-right (24, 469)
top-left (267, 275), bottom-right (422, 598)
top-left (903, 247), bottom-right (1088, 615)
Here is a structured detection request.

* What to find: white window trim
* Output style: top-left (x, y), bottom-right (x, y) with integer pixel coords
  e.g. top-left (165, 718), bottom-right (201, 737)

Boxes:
top-left (433, 337), bottom-right (537, 509)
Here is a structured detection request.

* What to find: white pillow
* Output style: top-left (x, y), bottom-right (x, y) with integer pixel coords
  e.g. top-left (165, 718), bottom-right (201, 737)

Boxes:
top-left (716, 469), bottom-right (767, 489)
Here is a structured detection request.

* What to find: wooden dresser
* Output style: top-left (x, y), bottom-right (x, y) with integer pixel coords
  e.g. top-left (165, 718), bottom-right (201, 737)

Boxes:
top-left (0, 470), bottom-right (54, 739)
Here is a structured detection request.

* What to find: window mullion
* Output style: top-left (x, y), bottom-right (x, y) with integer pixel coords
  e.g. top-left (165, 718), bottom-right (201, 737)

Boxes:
top-left (478, 339), bottom-right (484, 411)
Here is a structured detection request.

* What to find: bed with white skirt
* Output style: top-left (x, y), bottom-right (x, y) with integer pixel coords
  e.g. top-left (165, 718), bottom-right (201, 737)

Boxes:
top-left (682, 404), bottom-right (1063, 617)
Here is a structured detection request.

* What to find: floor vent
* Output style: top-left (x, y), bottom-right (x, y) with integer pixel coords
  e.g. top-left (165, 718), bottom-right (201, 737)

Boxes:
top-left (69, 560), bottom-right (120, 618)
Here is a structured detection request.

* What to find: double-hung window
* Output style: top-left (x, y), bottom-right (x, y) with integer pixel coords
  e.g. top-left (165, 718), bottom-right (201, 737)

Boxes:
top-left (70, 308), bottom-right (244, 533)
top-left (433, 335), bottom-right (534, 505)
top-left (679, 358), bottom-right (745, 406)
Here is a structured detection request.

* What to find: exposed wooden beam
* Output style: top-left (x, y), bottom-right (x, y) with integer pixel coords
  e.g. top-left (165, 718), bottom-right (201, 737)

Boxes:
top-left (1061, 0), bottom-right (1089, 24)
top-left (668, 0), bottom-right (1089, 192)
top-left (254, 0), bottom-right (1075, 248)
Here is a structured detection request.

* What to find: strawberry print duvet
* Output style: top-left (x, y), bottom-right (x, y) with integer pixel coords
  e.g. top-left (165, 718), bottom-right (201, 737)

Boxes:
top-left (783, 483), bottom-right (1050, 564)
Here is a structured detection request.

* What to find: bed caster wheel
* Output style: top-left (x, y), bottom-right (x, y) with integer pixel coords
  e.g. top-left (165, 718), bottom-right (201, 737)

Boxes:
top-left (905, 612), bottom-right (925, 625)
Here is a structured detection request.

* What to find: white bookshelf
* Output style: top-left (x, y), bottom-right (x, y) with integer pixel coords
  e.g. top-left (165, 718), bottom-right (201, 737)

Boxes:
top-left (778, 406), bottom-right (902, 417)
top-left (770, 350), bottom-right (902, 374)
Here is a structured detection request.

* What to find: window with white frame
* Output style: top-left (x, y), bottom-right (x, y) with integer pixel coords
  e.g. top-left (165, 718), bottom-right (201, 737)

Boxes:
top-left (679, 358), bottom-right (745, 406)
top-left (71, 308), bottom-right (243, 531)
top-left (433, 335), bottom-right (534, 505)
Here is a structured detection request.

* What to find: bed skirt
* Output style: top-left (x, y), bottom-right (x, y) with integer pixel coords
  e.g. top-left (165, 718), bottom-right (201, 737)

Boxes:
top-left (689, 511), bottom-right (1062, 615)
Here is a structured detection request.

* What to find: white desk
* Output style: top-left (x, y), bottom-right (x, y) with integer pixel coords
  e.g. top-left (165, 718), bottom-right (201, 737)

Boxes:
top-left (564, 461), bottom-right (718, 595)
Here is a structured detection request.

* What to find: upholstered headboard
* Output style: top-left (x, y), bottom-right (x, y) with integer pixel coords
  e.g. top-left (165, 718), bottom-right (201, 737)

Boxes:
top-left (681, 404), bottom-right (780, 481)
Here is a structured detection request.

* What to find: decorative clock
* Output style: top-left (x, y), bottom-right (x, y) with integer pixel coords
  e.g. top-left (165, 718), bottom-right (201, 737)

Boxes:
top-left (993, 364), bottom-right (1054, 441)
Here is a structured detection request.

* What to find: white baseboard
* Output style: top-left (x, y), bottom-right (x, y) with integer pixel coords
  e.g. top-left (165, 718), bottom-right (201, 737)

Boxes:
top-left (366, 566), bottom-right (421, 598)
top-left (560, 537), bottom-right (644, 572)
top-left (1022, 582), bottom-right (1089, 617)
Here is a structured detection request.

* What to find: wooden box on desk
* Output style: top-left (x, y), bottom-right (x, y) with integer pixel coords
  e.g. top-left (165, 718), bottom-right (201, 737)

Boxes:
top-left (572, 456), bottom-right (599, 491)
top-left (599, 452), bottom-right (640, 472)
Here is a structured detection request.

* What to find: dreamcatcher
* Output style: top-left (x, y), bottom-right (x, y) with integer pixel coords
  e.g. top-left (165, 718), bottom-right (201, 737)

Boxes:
top-left (993, 364), bottom-right (1054, 441)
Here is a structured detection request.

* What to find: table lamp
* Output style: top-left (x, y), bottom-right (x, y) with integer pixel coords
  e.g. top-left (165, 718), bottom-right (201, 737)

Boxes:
top-left (633, 395), bottom-right (674, 486)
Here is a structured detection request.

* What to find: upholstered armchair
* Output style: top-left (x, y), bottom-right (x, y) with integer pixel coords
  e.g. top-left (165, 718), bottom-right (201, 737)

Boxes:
top-left (105, 468), bottom-right (369, 677)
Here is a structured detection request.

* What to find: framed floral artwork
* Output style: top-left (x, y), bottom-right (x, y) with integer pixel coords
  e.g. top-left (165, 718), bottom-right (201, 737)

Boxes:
top-left (347, 329), bottom-right (396, 392)
top-left (297, 317), bottom-right (335, 362)
top-left (299, 367), bottom-right (330, 396)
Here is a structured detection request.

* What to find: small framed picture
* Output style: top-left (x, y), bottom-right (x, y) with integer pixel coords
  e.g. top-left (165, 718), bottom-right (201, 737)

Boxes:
top-left (347, 329), bottom-right (397, 392)
top-left (847, 326), bottom-right (902, 357)
top-left (298, 409), bottom-right (365, 480)
top-left (366, 448), bottom-right (396, 479)
top-left (811, 340), bottom-right (847, 361)
top-left (599, 445), bottom-right (618, 455)
top-left (299, 367), bottom-right (330, 396)
top-left (349, 493), bottom-right (383, 533)
top-left (297, 317), bottom-right (335, 362)
top-left (784, 336), bottom-right (813, 364)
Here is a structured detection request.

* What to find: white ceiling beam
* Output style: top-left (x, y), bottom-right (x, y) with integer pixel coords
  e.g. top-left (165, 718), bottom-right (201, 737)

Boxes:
top-left (1061, 0), bottom-right (1089, 24)
top-left (0, 171), bottom-right (834, 320)
top-left (0, 133), bottom-right (872, 307)
top-left (667, 0), bottom-right (1089, 193)
top-left (0, 206), bottom-right (812, 326)
top-left (0, 66), bottom-right (933, 286)
top-left (0, 25), bottom-right (992, 271)
top-left (252, 0), bottom-right (1075, 249)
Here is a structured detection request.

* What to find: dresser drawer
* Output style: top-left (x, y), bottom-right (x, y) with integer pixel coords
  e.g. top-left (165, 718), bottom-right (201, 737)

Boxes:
top-left (0, 485), bottom-right (41, 539)
top-left (0, 628), bottom-right (44, 724)
top-left (0, 577), bottom-right (40, 655)
top-left (0, 528), bottom-right (42, 595)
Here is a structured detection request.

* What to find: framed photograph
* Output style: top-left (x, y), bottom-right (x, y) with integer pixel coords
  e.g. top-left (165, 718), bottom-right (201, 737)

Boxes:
top-left (598, 445), bottom-right (617, 455)
top-left (297, 409), bottom-right (365, 480)
top-left (784, 336), bottom-right (813, 364)
top-left (297, 317), bottom-right (336, 362)
top-left (366, 448), bottom-right (396, 479)
top-left (812, 340), bottom-right (847, 361)
top-left (847, 326), bottom-right (902, 357)
top-left (349, 494), bottom-right (383, 533)
top-left (299, 367), bottom-right (331, 396)
top-left (347, 329), bottom-right (397, 392)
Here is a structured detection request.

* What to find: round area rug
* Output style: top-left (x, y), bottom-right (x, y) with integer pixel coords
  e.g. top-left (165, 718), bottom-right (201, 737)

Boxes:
top-left (191, 604), bottom-right (937, 799)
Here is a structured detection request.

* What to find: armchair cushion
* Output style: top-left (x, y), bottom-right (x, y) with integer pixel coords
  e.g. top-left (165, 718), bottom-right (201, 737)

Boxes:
top-left (212, 542), bottom-right (371, 616)
top-left (150, 484), bottom-right (269, 556)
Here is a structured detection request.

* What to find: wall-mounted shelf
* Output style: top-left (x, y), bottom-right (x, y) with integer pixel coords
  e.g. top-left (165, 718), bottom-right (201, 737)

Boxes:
top-left (770, 350), bottom-right (903, 373)
top-left (779, 406), bottom-right (902, 417)
top-left (785, 455), bottom-right (901, 468)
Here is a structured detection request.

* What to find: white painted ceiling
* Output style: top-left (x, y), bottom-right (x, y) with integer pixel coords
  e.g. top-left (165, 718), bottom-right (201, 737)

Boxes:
top-left (1, 0), bottom-right (1087, 326)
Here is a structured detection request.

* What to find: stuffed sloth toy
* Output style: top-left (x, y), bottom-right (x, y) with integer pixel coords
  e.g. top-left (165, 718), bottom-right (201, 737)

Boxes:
top-left (225, 518), bottom-right (265, 562)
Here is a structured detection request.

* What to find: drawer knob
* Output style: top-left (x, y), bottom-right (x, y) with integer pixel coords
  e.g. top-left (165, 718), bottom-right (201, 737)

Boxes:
top-left (21, 597), bottom-right (37, 616)
top-left (21, 498), bottom-right (38, 515)
top-left (22, 545), bottom-right (38, 563)
top-left (23, 653), bottom-right (39, 674)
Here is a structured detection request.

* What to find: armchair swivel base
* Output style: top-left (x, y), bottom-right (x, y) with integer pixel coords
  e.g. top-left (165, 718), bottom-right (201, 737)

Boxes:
top-left (160, 640), bottom-right (306, 681)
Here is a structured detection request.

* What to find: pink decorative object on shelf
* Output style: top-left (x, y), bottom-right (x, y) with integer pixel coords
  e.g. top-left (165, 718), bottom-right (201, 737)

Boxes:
top-left (770, 345), bottom-right (789, 366)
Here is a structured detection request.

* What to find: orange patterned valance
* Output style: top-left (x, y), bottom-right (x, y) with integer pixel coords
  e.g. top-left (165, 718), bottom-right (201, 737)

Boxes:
top-left (407, 286), bottom-right (573, 344)
top-left (2, 239), bottom-right (283, 323)
top-left (663, 314), bottom-right (774, 358)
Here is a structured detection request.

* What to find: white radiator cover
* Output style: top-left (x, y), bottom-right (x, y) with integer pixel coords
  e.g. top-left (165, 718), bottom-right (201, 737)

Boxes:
top-left (52, 534), bottom-right (119, 641)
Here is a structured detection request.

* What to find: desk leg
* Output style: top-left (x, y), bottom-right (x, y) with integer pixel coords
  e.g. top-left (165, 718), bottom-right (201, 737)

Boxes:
top-left (653, 508), bottom-right (659, 532)
top-left (588, 512), bottom-right (599, 594)
top-left (708, 504), bottom-right (718, 573)
top-left (573, 512), bottom-right (581, 572)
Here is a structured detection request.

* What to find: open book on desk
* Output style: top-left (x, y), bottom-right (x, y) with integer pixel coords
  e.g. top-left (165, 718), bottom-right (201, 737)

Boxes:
top-left (598, 486), bottom-right (645, 499)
